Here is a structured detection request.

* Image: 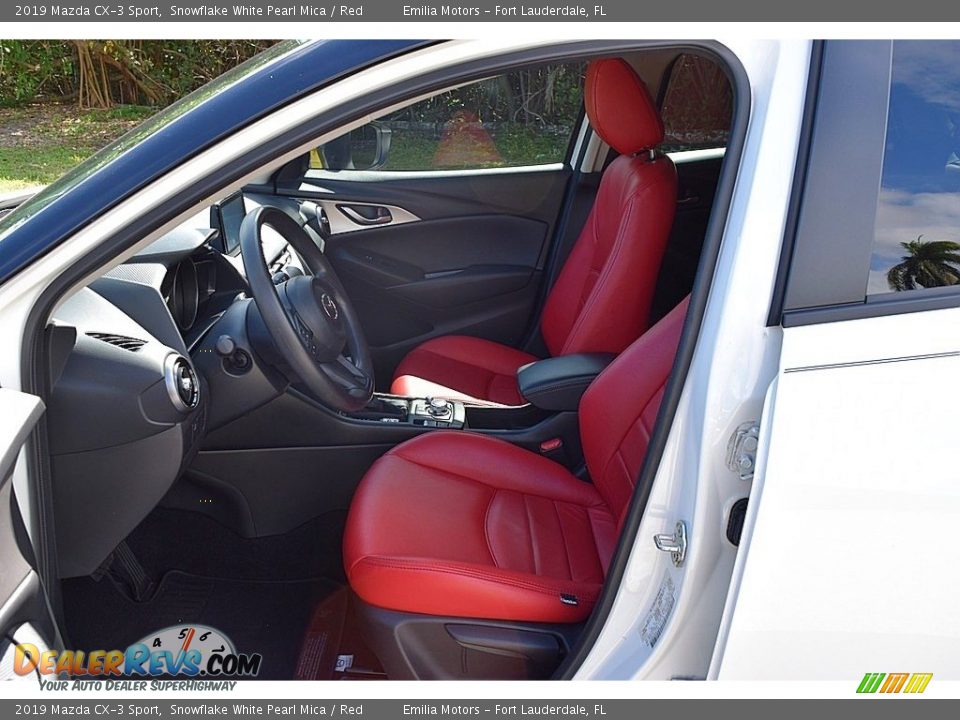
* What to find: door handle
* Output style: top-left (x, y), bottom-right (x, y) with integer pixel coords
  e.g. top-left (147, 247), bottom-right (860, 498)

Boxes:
top-left (339, 204), bottom-right (393, 226)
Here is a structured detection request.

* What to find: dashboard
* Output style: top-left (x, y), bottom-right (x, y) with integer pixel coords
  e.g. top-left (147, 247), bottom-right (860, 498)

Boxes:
top-left (44, 192), bottom-right (309, 579)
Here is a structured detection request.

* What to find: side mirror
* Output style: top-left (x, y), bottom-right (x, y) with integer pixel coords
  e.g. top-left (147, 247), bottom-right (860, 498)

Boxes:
top-left (317, 122), bottom-right (392, 171)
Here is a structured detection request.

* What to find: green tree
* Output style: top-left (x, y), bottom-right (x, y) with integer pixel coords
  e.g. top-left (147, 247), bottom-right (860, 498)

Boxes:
top-left (887, 236), bottom-right (960, 290)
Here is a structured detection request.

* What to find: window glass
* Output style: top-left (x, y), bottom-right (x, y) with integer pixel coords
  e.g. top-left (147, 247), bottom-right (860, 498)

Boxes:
top-left (869, 41), bottom-right (960, 295)
top-left (659, 54), bottom-right (732, 152)
top-left (312, 62), bottom-right (585, 173)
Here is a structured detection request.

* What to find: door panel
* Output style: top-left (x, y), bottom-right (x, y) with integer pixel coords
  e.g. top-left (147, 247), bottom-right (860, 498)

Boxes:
top-left (0, 388), bottom-right (59, 680)
top-left (716, 307), bottom-right (960, 679)
top-left (277, 168), bottom-right (571, 384)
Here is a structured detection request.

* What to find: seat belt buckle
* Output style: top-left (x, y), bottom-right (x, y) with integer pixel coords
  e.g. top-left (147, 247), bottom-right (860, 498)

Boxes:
top-left (539, 437), bottom-right (566, 464)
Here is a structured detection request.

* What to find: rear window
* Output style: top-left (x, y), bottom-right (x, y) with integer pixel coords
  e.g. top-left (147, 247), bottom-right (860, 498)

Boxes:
top-left (867, 41), bottom-right (960, 295)
top-left (659, 54), bottom-right (732, 153)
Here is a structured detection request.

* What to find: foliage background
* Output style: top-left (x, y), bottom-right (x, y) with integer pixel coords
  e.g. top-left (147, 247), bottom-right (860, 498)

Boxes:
top-left (0, 40), bottom-right (279, 108)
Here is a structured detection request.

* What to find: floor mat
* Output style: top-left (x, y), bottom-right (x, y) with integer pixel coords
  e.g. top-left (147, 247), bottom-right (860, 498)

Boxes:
top-left (125, 508), bottom-right (347, 583)
top-left (294, 589), bottom-right (349, 680)
top-left (63, 571), bottom-right (346, 680)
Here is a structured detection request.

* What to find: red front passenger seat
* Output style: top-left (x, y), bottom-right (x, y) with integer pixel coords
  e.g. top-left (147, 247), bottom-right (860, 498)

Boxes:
top-left (345, 296), bottom-right (689, 624)
top-left (390, 58), bottom-right (677, 405)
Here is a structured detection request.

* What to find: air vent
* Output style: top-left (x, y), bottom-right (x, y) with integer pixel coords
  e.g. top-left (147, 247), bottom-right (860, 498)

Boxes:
top-left (86, 332), bottom-right (147, 352)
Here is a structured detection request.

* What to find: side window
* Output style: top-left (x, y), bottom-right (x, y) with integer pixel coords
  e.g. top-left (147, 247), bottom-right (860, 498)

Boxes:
top-left (312, 62), bottom-right (585, 173)
top-left (659, 54), bottom-right (732, 152)
top-left (868, 41), bottom-right (960, 295)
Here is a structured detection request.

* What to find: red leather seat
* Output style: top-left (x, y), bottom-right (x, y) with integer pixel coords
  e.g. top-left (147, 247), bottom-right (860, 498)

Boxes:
top-left (345, 297), bottom-right (688, 623)
top-left (390, 59), bottom-right (677, 405)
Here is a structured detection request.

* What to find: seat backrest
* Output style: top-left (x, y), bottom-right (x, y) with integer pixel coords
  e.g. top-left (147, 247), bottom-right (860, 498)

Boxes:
top-left (579, 297), bottom-right (689, 524)
top-left (540, 58), bottom-right (677, 358)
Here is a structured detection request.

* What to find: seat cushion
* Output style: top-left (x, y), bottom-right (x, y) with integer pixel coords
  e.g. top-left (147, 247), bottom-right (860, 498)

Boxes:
top-left (390, 335), bottom-right (537, 406)
top-left (343, 432), bottom-right (618, 623)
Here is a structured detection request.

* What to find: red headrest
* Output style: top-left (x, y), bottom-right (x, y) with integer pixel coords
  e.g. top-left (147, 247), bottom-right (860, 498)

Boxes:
top-left (585, 58), bottom-right (663, 156)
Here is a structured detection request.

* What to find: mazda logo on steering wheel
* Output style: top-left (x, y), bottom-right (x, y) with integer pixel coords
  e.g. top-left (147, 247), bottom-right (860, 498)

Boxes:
top-left (320, 293), bottom-right (339, 321)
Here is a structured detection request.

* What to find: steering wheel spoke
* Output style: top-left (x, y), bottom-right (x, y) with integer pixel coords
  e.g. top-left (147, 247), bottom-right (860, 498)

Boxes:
top-left (240, 206), bottom-right (374, 412)
top-left (324, 354), bottom-right (368, 387)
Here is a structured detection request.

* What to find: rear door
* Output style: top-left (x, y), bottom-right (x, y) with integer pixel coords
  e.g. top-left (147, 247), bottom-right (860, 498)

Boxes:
top-left (715, 41), bottom-right (960, 680)
top-left (269, 62), bottom-right (586, 382)
top-left (0, 387), bottom-right (60, 683)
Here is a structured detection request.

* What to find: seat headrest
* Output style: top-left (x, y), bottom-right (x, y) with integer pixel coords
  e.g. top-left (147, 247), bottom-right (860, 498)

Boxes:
top-left (585, 58), bottom-right (663, 156)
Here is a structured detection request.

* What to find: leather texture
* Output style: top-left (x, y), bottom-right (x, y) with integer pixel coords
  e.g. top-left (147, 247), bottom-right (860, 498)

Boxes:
top-left (391, 335), bottom-right (537, 406)
top-left (344, 431), bottom-right (617, 622)
top-left (346, 297), bottom-right (689, 623)
top-left (517, 352), bottom-right (616, 412)
top-left (539, 153), bottom-right (676, 357)
top-left (585, 58), bottom-right (664, 155)
top-left (579, 298), bottom-right (689, 527)
top-left (389, 58), bottom-right (675, 405)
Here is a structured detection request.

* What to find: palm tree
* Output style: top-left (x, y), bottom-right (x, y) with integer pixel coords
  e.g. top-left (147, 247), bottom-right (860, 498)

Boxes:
top-left (886, 236), bottom-right (960, 291)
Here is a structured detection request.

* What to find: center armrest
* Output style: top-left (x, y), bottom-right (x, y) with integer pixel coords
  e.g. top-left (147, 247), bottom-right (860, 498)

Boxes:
top-left (517, 353), bottom-right (616, 412)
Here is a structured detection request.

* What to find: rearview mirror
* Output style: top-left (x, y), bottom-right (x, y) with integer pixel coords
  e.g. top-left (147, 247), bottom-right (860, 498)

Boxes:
top-left (315, 122), bottom-right (392, 171)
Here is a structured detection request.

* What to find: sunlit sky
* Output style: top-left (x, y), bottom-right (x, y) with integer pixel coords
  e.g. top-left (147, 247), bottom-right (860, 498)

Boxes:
top-left (868, 41), bottom-right (960, 294)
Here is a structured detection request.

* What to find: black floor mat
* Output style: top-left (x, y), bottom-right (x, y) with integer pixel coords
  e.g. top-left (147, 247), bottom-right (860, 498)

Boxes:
top-left (125, 508), bottom-right (347, 583)
top-left (63, 571), bottom-right (346, 680)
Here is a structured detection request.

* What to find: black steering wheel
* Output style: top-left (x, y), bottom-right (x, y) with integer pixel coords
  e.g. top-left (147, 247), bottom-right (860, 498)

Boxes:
top-left (239, 205), bottom-right (374, 412)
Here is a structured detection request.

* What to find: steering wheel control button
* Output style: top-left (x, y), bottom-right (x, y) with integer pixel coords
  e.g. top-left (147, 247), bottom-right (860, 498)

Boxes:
top-left (164, 354), bottom-right (200, 413)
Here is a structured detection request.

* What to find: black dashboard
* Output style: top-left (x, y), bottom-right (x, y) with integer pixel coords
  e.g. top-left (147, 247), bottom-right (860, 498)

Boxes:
top-left (43, 198), bottom-right (289, 579)
top-left (44, 194), bottom-right (319, 579)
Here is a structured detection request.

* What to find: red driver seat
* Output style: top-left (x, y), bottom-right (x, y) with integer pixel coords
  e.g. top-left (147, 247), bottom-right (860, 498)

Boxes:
top-left (390, 58), bottom-right (677, 405)
top-left (345, 296), bottom-right (688, 624)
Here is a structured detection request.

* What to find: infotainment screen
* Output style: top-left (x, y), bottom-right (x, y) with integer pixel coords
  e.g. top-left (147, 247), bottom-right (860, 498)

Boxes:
top-left (218, 193), bottom-right (246, 254)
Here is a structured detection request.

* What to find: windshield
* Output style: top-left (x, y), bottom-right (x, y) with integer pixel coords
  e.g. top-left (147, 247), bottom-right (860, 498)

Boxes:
top-left (0, 40), bottom-right (304, 241)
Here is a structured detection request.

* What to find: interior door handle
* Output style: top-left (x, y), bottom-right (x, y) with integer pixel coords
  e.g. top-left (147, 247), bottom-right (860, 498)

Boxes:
top-left (339, 205), bottom-right (393, 226)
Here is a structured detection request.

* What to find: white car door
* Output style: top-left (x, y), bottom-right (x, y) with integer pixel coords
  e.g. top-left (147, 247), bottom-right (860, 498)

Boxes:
top-left (714, 40), bottom-right (960, 683)
top-left (0, 387), bottom-right (60, 682)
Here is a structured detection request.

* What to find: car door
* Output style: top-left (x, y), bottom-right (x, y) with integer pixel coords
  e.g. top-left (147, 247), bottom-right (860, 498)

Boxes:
top-left (714, 41), bottom-right (960, 681)
top-left (265, 62), bottom-right (587, 383)
top-left (0, 387), bottom-right (60, 683)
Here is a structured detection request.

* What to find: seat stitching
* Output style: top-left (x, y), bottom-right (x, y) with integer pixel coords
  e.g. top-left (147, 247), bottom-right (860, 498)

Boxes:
top-left (356, 556), bottom-right (601, 599)
top-left (522, 493), bottom-right (539, 576)
top-left (585, 506), bottom-right (611, 577)
top-left (616, 448), bottom-right (634, 493)
top-left (483, 490), bottom-right (501, 568)
top-left (388, 450), bottom-right (503, 489)
top-left (560, 196), bottom-right (640, 355)
top-left (390, 446), bottom-right (580, 500)
top-left (553, 500), bottom-right (575, 582)
top-left (592, 376), bottom-right (669, 496)
top-left (559, 171), bottom-right (667, 356)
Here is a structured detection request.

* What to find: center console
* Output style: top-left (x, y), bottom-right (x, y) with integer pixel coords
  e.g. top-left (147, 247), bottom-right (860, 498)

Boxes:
top-left (350, 394), bottom-right (466, 429)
